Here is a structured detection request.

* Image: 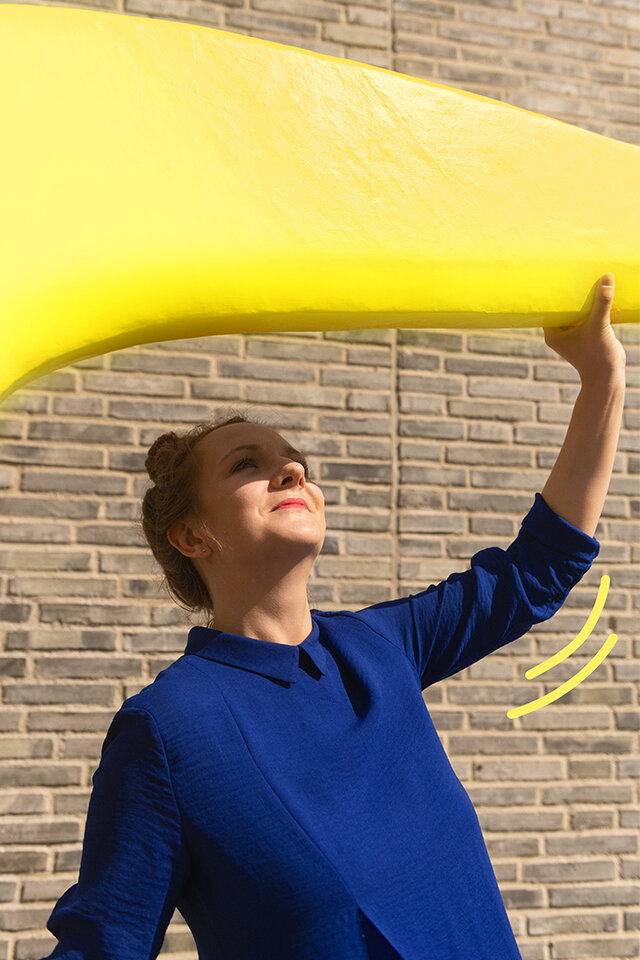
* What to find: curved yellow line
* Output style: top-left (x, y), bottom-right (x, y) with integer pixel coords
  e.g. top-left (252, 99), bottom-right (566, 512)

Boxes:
top-left (525, 574), bottom-right (610, 679)
top-left (507, 632), bottom-right (618, 720)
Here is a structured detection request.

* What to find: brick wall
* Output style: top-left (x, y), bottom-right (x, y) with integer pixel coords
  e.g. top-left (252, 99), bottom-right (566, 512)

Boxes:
top-left (0, 1), bottom-right (638, 958)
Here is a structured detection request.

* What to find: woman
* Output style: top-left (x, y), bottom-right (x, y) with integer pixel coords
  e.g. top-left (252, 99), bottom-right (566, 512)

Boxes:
top-left (41, 274), bottom-right (626, 959)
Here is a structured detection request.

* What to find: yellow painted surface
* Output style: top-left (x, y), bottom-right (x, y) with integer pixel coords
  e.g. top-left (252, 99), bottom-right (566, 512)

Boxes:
top-left (1, 3), bottom-right (638, 401)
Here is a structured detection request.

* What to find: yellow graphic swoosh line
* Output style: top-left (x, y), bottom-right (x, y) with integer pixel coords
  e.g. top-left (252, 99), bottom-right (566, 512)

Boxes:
top-left (525, 574), bottom-right (610, 679)
top-left (507, 632), bottom-right (619, 720)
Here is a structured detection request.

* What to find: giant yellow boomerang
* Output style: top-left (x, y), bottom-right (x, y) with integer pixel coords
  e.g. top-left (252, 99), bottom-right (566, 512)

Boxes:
top-left (1, 3), bottom-right (638, 403)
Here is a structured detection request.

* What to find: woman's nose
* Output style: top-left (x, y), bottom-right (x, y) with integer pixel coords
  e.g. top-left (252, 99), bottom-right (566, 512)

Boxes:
top-left (277, 460), bottom-right (306, 486)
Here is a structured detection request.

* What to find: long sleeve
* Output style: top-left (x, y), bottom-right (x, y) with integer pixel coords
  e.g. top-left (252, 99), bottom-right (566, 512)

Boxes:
top-left (351, 492), bottom-right (600, 690)
top-left (40, 706), bottom-right (192, 960)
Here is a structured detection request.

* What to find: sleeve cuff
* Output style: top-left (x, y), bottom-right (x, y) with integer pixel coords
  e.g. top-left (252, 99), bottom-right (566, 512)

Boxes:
top-left (520, 492), bottom-right (600, 563)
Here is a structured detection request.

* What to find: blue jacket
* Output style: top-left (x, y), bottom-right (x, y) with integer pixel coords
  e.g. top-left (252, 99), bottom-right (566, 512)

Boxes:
top-left (41, 493), bottom-right (599, 959)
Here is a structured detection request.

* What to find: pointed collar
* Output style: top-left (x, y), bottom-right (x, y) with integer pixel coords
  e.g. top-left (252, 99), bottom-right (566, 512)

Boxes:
top-left (184, 617), bottom-right (326, 683)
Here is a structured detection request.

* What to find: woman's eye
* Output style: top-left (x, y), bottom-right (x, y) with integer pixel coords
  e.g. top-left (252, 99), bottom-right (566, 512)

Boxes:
top-left (232, 457), bottom-right (257, 471)
top-left (231, 455), bottom-right (314, 480)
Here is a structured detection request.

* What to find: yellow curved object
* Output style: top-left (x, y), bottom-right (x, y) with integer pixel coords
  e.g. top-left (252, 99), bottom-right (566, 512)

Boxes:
top-left (1, 4), bottom-right (638, 403)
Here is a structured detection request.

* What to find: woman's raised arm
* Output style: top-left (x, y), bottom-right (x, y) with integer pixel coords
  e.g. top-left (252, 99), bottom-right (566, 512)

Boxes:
top-left (540, 272), bottom-right (626, 538)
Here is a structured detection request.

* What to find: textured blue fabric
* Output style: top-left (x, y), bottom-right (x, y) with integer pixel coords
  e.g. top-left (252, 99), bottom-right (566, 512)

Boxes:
top-left (41, 493), bottom-right (599, 960)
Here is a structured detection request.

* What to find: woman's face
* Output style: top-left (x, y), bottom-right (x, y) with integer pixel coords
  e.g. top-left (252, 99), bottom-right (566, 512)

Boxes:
top-left (186, 421), bottom-right (326, 565)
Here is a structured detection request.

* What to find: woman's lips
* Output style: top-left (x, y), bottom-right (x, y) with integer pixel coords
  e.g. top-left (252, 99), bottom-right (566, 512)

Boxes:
top-left (274, 500), bottom-right (308, 510)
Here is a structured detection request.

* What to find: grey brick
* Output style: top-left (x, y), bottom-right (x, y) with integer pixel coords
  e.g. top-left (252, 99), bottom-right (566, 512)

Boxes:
top-left (448, 491), bottom-right (534, 513)
top-left (468, 378), bottom-right (557, 401)
top-left (0, 393), bottom-right (48, 414)
top-left (346, 489), bottom-right (391, 509)
top-left (21, 470), bottom-right (127, 495)
top-left (0, 764), bottom-right (83, 787)
top-left (109, 401), bottom-right (211, 422)
top-left (98, 553), bottom-right (157, 574)
top-left (314, 557), bottom-right (392, 579)
top-left (486, 837), bottom-right (540, 858)
top-left (76, 524), bottom-right (145, 547)
top-left (0, 497), bottom-right (99, 520)
top-left (346, 347), bottom-right (391, 367)
top-left (323, 21), bottom-right (388, 46)
top-left (527, 910), bottom-right (619, 935)
top-left (397, 350), bottom-right (440, 371)
top-left (34, 657), bottom-right (141, 679)
top-left (38, 604), bottom-right (147, 626)
top-left (0, 820), bottom-right (79, 845)
top-left (445, 357), bottom-right (529, 377)
top-left (345, 535), bottom-right (392, 556)
top-left (549, 886), bottom-right (640, 908)
top-left (449, 735), bottom-right (539, 755)
top-left (3, 680), bottom-right (115, 705)
top-left (27, 421), bottom-right (134, 444)
top-left (399, 419), bottom-right (462, 440)
top-left (321, 367), bottom-right (390, 389)
top-left (398, 394), bottom-right (444, 414)
top-left (319, 415), bottom-right (390, 436)
top-left (396, 329), bottom-right (462, 350)
top-left (447, 399), bottom-right (533, 421)
top-left (470, 469), bottom-right (548, 489)
top-left (84, 372), bottom-right (185, 397)
top-left (155, 335), bottom-right (241, 354)
top-left (110, 351), bottom-right (211, 377)
top-left (27, 371), bottom-right (76, 392)
top-left (398, 512), bottom-right (464, 533)
top-left (6, 629), bottom-right (115, 652)
top-left (397, 442), bottom-right (441, 461)
top-left (27, 711), bottom-right (117, 733)
top-left (478, 811), bottom-right (565, 831)
top-left (0, 524), bottom-right (70, 544)
top-left (218, 359), bottom-right (315, 383)
top-left (0, 468), bottom-right (15, 489)
top-left (551, 935), bottom-right (640, 957)
top-left (346, 439), bottom-right (392, 458)
top-left (246, 339), bottom-right (343, 363)
top-left (467, 335), bottom-right (549, 358)
top-left (399, 559), bottom-right (460, 580)
top-left (398, 466), bottom-right (465, 492)
top-left (0, 444), bottom-right (102, 468)
top-left (323, 330), bottom-right (391, 345)
top-left (245, 384), bottom-right (343, 407)
top-left (0, 552), bottom-right (91, 572)
top-left (227, 9), bottom-right (317, 35)
top-left (473, 759), bottom-right (563, 780)
top-left (106, 501), bottom-right (140, 521)
top-left (523, 859), bottom-right (616, 883)
top-left (346, 391), bottom-right (390, 412)
top-left (321, 462), bottom-right (392, 483)
top-left (0, 658), bottom-right (27, 679)
top-left (325, 510), bottom-right (390, 531)
top-left (190, 380), bottom-right (243, 401)
top-left (467, 421), bottom-right (513, 443)
top-left (8, 578), bottom-right (116, 599)
top-left (500, 887), bottom-right (545, 909)
top-left (397, 374), bottom-right (462, 395)
top-left (393, 34), bottom-right (458, 57)
top-left (542, 784), bottom-right (633, 805)
top-left (52, 396), bottom-right (104, 416)
top-left (0, 419), bottom-right (23, 439)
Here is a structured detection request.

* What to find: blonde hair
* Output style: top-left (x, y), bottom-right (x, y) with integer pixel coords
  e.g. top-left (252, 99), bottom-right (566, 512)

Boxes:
top-left (140, 411), bottom-right (269, 625)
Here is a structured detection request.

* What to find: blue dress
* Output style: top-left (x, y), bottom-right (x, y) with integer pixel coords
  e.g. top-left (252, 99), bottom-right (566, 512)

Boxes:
top-left (41, 493), bottom-right (599, 960)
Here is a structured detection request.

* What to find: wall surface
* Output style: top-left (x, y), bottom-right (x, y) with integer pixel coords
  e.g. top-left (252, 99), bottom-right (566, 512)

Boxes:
top-left (0, 0), bottom-right (638, 958)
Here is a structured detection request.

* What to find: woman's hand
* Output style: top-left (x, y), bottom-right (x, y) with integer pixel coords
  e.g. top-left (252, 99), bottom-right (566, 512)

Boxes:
top-left (543, 273), bottom-right (626, 383)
